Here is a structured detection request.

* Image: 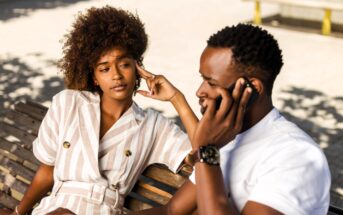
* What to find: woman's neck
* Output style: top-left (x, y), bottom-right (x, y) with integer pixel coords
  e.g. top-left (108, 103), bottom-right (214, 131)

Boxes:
top-left (100, 95), bottom-right (133, 120)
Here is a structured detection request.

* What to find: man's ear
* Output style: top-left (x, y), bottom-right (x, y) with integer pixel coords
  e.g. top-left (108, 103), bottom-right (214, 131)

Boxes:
top-left (250, 78), bottom-right (264, 95)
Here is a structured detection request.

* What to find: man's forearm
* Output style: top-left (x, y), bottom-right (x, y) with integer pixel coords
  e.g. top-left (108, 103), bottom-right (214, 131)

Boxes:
top-left (195, 163), bottom-right (238, 215)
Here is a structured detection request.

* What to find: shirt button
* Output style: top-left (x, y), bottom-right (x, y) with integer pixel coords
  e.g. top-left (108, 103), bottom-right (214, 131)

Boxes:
top-left (124, 149), bottom-right (132, 157)
top-left (63, 141), bottom-right (71, 149)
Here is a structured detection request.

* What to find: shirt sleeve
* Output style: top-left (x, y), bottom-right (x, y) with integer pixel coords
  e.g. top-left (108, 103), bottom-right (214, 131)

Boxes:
top-left (32, 95), bottom-right (60, 166)
top-left (248, 144), bottom-right (331, 215)
top-left (147, 112), bottom-right (192, 173)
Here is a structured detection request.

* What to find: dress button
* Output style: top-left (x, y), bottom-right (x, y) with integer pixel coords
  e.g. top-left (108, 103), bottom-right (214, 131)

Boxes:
top-left (124, 149), bottom-right (132, 157)
top-left (63, 141), bottom-right (71, 149)
top-left (111, 183), bottom-right (118, 190)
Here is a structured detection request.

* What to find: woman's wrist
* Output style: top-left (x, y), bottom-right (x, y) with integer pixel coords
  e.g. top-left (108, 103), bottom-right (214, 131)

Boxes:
top-left (169, 90), bottom-right (183, 104)
top-left (14, 205), bottom-right (21, 215)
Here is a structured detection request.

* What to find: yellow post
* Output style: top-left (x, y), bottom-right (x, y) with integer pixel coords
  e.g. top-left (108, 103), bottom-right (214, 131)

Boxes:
top-left (254, 0), bottom-right (262, 25)
top-left (322, 9), bottom-right (332, 35)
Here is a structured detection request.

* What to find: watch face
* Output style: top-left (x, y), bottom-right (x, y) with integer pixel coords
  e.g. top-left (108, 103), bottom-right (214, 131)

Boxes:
top-left (200, 145), bottom-right (220, 165)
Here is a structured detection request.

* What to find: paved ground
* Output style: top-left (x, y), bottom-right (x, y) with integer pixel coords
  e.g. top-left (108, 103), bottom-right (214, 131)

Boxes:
top-left (1, 0), bottom-right (343, 208)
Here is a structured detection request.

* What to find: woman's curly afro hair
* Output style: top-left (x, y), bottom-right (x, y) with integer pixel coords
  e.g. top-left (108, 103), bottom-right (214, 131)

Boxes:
top-left (207, 23), bottom-right (283, 96)
top-left (59, 6), bottom-right (148, 92)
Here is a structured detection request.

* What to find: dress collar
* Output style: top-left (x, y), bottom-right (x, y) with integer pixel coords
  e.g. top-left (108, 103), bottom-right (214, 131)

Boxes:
top-left (78, 90), bottom-right (145, 125)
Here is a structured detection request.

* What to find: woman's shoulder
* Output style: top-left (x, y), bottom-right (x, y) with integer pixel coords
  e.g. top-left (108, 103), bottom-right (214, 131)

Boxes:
top-left (53, 89), bottom-right (99, 104)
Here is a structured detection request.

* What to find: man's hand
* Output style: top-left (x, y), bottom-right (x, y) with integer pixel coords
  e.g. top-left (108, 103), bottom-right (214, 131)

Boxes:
top-left (193, 78), bottom-right (252, 149)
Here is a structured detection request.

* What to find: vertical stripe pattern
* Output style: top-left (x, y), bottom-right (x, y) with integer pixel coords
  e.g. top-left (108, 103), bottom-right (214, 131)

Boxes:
top-left (32, 90), bottom-right (191, 215)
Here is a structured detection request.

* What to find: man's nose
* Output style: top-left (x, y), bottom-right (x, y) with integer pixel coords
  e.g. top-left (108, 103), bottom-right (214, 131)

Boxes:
top-left (196, 82), bottom-right (207, 98)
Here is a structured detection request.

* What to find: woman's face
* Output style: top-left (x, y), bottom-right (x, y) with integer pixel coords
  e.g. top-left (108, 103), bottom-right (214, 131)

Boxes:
top-left (93, 47), bottom-right (137, 102)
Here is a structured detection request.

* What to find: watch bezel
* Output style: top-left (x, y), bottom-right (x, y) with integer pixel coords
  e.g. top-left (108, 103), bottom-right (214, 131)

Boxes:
top-left (198, 144), bottom-right (220, 165)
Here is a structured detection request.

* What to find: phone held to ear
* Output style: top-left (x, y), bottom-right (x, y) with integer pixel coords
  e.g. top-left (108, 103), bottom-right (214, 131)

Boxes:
top-left (215, 77), bottom-right (258, 110)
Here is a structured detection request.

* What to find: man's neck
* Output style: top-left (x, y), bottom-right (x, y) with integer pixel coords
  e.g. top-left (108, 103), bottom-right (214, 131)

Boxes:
top-left (241, 97), bottom-right (273, 133)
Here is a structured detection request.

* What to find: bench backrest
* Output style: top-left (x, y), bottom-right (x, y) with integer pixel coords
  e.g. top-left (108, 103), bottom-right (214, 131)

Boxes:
top-left (242, 0), bottom-right (343, 10)
top-left (0, 101), bottom-right (191, 211)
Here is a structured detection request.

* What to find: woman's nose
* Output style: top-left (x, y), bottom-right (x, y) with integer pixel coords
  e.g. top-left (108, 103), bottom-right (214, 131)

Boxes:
top-left (111, 66), bottom-right (123, 80)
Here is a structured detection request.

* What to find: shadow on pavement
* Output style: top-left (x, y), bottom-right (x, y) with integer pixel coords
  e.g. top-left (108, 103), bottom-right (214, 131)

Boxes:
top-left (0, 55), bottom-right (64, 114)
top-left (0, 0), bottom-right (91, 22)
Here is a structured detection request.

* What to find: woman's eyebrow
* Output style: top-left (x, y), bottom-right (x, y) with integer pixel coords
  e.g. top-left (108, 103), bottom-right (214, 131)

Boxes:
top-left (95, 54), bottom-right (132, 68)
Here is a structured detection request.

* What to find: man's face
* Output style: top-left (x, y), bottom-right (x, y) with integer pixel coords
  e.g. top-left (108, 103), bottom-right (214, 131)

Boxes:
top-left (196, 47), bottom-right (240, 114)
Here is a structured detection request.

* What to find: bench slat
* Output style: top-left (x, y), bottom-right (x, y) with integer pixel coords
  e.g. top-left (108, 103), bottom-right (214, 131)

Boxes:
top-left (0, 192), bottom-right (19, 210)
top-left (243, 0), bottom-right (343, 10)
top-left (0, 172), bottom-right (29, 197)
top-left (143, 164), bottom-right (188, 189)
top-left (0, 137), bottom-right (40, 168)
top-left (3, 109), bottom-right (41, 136)
top-left (14, 101), bottom-right (47, 121)
top-left (0, 121), bottom-right (36, 150)
top-left (0, 157), bottom-right (35, 183)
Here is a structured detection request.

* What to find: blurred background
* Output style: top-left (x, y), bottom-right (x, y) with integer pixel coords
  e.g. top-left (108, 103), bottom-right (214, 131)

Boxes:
top-left (0, 0), bottom-right (342, 208)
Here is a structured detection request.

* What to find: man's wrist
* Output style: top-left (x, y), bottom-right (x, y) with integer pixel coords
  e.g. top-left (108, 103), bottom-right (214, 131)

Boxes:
top-left (191, 144), bottom-right (220, 166)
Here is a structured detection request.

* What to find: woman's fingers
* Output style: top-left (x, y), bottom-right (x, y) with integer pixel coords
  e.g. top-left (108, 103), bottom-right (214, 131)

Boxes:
top-left (136, 63), bottom-right (154, 79)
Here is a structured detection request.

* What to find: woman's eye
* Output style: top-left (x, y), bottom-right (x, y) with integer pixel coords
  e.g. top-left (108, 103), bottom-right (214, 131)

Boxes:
top-left (119, 63), bottom-right (130, 69)
top-left (100, 68), bottom-right (110, 72)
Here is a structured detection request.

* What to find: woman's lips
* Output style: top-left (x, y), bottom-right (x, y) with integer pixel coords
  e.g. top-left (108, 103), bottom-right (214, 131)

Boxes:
top-left (110, 84), bottom-right (127, 91)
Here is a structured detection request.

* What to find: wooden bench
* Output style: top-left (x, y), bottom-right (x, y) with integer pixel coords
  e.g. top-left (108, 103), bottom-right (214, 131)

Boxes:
top-left (242, 0), bottom-right (343, 35)
top-left (1, 100), bottom-right (343, 214)
top-left (0, 100), bottom-right (191, 213)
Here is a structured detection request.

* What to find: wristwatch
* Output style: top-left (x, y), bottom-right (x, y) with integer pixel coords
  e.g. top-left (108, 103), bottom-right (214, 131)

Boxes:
top-left (193, 144), bottom-right (220, 166)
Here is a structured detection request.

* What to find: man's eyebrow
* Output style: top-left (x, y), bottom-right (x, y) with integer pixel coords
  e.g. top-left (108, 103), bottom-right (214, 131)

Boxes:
top-left (201, 74), bottom-right (218, 83)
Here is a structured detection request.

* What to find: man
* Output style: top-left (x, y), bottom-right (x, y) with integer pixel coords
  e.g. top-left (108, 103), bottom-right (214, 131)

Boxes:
top-left (134, 23), bottom-right (331, 215)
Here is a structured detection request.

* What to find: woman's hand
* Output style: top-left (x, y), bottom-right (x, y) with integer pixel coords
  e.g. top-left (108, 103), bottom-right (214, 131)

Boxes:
top-left (136, 64), bottom-right (180, 101)
top-left (192, 78), bottom-right (252, 149)
top-left (0, 208), bottom-right (14, 215)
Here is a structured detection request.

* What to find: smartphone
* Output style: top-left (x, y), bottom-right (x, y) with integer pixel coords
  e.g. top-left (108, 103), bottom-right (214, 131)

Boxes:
top-left (215, 77), bottom-right (258, 110)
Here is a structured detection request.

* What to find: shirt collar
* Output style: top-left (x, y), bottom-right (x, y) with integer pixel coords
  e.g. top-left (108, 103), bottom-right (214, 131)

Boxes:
top-left (235, 107), bottom-right (281, 146)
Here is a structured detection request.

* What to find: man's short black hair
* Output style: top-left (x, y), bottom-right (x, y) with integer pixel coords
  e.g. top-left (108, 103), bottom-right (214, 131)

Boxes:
top-left (207, 23), bottom-right (283, 95)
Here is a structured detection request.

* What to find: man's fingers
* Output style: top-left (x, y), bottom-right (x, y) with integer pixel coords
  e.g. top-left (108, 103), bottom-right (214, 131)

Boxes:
top-left (224, 78), bottom-right (245, 125)
top-left (232, 78), bottom-right (245, 101)
top-left (203, 99), bottom-right (216, 119)
top-left (234, 87), bottom-right (252, 130)
top-left (215, 87), bottom-right (233, 120)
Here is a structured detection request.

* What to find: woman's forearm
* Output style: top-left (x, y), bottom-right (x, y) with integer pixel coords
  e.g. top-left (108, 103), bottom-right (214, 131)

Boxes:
top-left (170, 91), bottom-right (198, 144)
top-left (17, 164), bottom-right (54, 214)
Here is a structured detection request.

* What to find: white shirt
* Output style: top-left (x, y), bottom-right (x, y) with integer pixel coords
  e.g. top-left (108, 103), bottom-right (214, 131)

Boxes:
top-left (32, 90), bottom-right (191, 214)
top-left (191, 108), bottom-right (331, 215)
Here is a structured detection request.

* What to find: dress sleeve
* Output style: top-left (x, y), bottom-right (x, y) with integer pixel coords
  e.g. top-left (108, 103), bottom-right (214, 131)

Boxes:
top-left (147, 112), bottom-right (192, 173)
top-left (32, 95), bottom-right (61, 166)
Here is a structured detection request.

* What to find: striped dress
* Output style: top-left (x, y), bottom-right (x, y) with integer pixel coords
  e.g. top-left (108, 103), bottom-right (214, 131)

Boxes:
top-left (32, 90), bottom-right (191, 214)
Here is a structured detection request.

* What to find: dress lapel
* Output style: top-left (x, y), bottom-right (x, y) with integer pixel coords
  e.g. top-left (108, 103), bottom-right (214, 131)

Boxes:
top-left (78, 101), bottom-right (101, 179)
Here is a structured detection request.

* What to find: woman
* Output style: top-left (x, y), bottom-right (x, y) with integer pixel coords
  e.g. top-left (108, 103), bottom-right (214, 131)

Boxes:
top-left (3, 6), bottom-right (197, 215)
